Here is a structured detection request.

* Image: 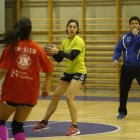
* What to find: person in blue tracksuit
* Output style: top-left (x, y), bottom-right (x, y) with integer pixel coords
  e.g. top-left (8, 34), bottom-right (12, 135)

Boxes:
top-left (113, 16), bottom-right (140, 119)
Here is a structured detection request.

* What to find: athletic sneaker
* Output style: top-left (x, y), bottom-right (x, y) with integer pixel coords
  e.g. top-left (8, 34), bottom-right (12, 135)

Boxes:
top-left (66, 125), bottom-right (80, 136)
top-left (32, 121), bottom-right (49, 131)
top-left (117, 113), bottom-right (126, 119)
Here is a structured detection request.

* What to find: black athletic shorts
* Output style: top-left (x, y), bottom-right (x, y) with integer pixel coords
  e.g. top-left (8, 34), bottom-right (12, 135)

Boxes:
top-left (6, 101), bottom-right (34, 107)
top-left (60, 72), bottom-right (86, 85)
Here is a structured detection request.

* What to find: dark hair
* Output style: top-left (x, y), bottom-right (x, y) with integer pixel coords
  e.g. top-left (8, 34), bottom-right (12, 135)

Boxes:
top-left (66, 19), bottom-right (79, 34)
top-left (129, 16), bottom-right (140, 24)
top-left (0, 17), bottom-right (32, 46)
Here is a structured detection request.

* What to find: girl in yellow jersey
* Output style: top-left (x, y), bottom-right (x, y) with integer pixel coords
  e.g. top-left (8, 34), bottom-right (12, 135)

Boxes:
top-left (32, 19), bottom-right (87, 136)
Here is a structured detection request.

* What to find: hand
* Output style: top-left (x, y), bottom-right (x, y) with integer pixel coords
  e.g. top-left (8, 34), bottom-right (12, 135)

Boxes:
top-left (45, 44), bottom-right (59, 56)
top-left (41, 91), bottom-right (49, 98)
top-left (131, 27), bottom-right (139, 36)
top-left (41, 85), bottom-right (49, 98)
top-left (113, 60), bottom-right (119, 67)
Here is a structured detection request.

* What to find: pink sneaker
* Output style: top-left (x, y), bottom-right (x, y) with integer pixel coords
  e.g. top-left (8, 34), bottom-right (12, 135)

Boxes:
top-left (32, 122), bottom-right (49, 131)
top-left (66, 125), bottom-right (80, 136)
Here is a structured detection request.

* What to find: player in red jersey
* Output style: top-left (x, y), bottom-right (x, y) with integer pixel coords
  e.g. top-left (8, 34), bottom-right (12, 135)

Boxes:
top-left (0, 17), bottom-right (53, 140)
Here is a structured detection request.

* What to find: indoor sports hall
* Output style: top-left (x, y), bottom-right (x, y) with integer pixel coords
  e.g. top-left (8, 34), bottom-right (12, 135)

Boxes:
top-left (0, 0), bottom-right (140, 140)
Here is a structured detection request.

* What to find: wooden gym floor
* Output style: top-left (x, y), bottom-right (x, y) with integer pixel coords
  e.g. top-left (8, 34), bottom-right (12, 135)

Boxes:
top-left (8, 90), bottom-right (140, 140)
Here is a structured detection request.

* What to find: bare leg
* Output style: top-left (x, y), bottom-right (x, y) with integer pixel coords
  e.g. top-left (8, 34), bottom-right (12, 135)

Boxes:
top-left (12, 106), bottom-right (33, 140)
top-left (65, 79), bottom-right (82, 125)
top-left (43, 80), bottom-right (69, 121)
top-left (13, 106), bottom-right (33, 122)
top-left (0, 102), bottom-right (17, 140)
top-left (0, 102), bottom-right (16, 121)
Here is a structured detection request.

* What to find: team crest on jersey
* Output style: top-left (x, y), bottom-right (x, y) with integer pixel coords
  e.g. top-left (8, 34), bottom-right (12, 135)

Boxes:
top-left (16, 54), bottom-right (31, 70)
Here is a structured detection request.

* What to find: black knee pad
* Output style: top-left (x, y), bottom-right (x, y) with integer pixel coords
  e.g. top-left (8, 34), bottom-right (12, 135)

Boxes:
top-left (11, 120), bottom-right (24, 135)
top-left (0, 120), bottom-right (5, 125)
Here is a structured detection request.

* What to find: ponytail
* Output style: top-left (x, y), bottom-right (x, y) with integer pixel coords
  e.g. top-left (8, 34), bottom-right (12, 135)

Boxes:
top-left (0, 17), bottom-right (32, 46)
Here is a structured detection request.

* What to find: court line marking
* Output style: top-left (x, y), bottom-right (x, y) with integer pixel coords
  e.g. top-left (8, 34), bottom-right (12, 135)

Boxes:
top-left (7, 109), bottom-right (140, 138)
top-left (7, 120), bottom-right (121, 138)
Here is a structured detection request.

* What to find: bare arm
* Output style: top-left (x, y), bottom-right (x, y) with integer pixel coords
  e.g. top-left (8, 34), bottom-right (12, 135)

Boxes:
top-left (41, 72), bottom-right (52, 98)
top-left (0, 69), bottom-right (7, 80)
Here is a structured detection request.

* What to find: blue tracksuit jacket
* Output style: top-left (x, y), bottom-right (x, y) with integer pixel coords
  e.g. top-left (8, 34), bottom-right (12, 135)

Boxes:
top-left (113, 31), bottom-right (140, 66)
